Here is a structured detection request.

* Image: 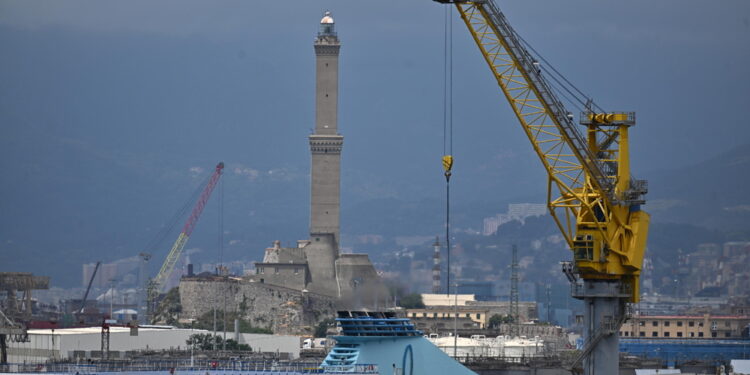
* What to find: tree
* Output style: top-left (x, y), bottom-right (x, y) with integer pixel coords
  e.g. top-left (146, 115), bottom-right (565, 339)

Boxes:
top-left (315, 318), bottom-right (335, 338)
top-left (489, 314), bottom-right (513, 328)
top-left (184, 310), bottom-right (272, 334)
top-left (399, 293), bottom-right (425, 309)
top-left (186, 334), bottom-right (251, 351)
top-left (186, 333), bottom-right (220, 350)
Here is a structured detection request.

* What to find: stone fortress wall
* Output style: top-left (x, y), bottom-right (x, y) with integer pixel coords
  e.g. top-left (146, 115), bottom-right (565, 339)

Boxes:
top-left (179, 277), bottom-right (337, 335)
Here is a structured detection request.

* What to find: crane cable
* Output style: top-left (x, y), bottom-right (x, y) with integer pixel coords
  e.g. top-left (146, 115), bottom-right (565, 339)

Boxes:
top-left (516, 34), bottom-right (605, 113)
top-left (142, 173), bottom-right (212, 263)
top-left (442, 5), bottom-right (454, 296)
top-left (217, 174), bottom-right (224, 274)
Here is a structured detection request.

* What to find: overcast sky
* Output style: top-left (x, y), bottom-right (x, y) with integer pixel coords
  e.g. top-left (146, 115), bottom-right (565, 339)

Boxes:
top-left (2, 0), bottom-right (748, 177)
top-left (1, 1), bottom-right (749, 271)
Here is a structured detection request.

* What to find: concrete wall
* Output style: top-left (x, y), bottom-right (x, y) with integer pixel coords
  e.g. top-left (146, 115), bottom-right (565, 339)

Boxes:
top-left (6, 327), bottom-right (301, 365)
top-left (8, 328), bottom-right (196, 363)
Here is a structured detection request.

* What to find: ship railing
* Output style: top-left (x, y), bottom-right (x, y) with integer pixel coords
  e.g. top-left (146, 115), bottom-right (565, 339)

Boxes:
top-left (0, 360), bottom-right (375, 373)
top-left (321, 363), bottom-right (378, 374)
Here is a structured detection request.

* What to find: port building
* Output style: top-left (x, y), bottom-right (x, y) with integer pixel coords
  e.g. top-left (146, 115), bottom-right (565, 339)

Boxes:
top-left (5, 327), bottom-right (299, 365)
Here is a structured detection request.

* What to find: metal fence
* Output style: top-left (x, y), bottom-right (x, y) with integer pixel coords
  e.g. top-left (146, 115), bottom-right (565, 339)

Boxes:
top-left (0, 360), bottom-right (378, 374)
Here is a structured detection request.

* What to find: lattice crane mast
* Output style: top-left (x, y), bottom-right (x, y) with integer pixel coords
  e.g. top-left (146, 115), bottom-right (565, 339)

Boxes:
top-left (432, 1), bottom-right (650, 374)
top-left (147, 162), bottom-right (224, 317)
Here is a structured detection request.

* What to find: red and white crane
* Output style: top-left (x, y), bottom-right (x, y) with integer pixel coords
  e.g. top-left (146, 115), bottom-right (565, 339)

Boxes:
top-left (147, 162), bottom-right (224, 318)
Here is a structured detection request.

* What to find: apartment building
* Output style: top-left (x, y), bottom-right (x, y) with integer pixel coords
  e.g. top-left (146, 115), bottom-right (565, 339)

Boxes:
top-left (620, 314), bottom-right (750, 339)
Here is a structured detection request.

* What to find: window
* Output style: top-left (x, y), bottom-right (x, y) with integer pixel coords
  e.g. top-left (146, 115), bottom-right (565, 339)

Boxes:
top-left (411, 313), bottom-right (416, 318)
top-left (699, 322), bottom-right (704, 327)
top-left (294, 268), bottom-right (300, 275)
top-left (639, 332), bottom-right (645, 337)
top-left (690, 332), bottom-right (695, 337)
top-left (699, 332), bottom-right (704, 337)
top-left (652, 332), bottom-right (658, 337)
top-left (677, 321), bottom-right (683, 327)
top-left (476, 313), bottom-right (481, 319)
top-left (259, 267), bottom-right (265, 274)
top-left (711, 332), bottom-right (717, 338)
top-left (677, 332), bottom-right (683, 337)
top-left (652, 321), bottom-right (658, 327)
top-left (689, 321), bottom-right (695, 327)
top-left (725, 332), bottom-right (731, 338)
top-left (274, 267), bottom-right (279, 274)
top-left (465, 313), bottom-right (470, 318)
top-left (664, 332), bottom-right (670, 337)
top-left (433, 313), bottom-right (438, 318)
top-left (422, 313), bottom-right (427, 318)
top-left (664, 321), bottom-right (670, 327)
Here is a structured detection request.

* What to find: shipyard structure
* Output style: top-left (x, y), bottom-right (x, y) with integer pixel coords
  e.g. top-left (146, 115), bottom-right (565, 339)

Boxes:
top-left (178, 13), bottom-right (385, 335)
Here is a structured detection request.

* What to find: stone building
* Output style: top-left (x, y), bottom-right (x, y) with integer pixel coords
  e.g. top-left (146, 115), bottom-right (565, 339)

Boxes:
top-left (179, 13), bottom-right (385, 334)
top-left (249, 11), bottom-right (383, 301)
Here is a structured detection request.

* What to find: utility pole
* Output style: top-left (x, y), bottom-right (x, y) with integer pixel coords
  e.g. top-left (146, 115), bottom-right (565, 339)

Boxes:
top-left (222, 294), bottom-right (227, 351)
top-left (510, 245), bottom-right (519, 337)
top-left (432, 237), bottom-right (442, 294)
top-left (212, 308), bottom-right (217, 351)
top-left (453, 282), bottom-right (458, 358)
top-left (546, 283), bottom-right (552, 323)
top-left (109, 278), bottom-right (116, 320)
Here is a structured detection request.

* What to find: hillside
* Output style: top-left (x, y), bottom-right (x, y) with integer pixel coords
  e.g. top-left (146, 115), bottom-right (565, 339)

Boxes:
top-left (645, 143), bottom-right (750, 234)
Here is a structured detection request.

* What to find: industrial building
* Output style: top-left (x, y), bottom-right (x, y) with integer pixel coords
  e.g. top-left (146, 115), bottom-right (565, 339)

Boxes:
top-left (5, 326), bottom-right (300, 366)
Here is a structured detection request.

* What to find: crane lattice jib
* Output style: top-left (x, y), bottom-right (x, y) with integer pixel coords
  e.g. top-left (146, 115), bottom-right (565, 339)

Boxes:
top-left (152, 162), bottom-right (224, 291)
top-left (446, 0), bottom-right (649, 302)
top-left (456, 1), bottom-right (611, 197)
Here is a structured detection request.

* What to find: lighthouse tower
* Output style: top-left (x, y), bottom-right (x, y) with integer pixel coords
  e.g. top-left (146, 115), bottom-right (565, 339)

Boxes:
top-left (254, 12), bottom-right (384, 301)
top-left (309, 11), bottom-right (343, 245)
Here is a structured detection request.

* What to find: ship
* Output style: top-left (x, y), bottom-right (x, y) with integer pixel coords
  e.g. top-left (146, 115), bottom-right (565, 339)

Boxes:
top-left (321, 311), bottom-right (478, 375)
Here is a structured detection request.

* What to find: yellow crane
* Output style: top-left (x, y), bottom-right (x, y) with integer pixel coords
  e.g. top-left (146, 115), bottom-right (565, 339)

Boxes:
top-left (434, 1), bottom-right (650, 373)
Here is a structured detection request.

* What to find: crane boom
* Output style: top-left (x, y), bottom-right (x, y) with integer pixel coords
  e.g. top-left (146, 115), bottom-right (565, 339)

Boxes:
top-left (434, 1), bottom-right (650, 373)
top-left (151, 162), bottom-right (224, 293)
top-left (79, 261), bottom-right (101, 313)
top-left (440, 0), bottom-right (649, 298)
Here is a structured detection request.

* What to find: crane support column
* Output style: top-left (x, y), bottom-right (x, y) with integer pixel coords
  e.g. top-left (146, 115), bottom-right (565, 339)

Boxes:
top-left (572, 280), bottom-right (630, 374)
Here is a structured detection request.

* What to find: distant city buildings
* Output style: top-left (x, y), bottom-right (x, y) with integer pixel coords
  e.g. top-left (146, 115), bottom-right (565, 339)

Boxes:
top-left (82, 257), bottom-right (140, 288)
top-left (482, 203), bottom-right (547, 236)
top-left (620, 313), bottom-right (750, 339)
top-left (652, 241), bottom-right (750, 300)
top-left (406, 294), bottom-right (537, 333)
